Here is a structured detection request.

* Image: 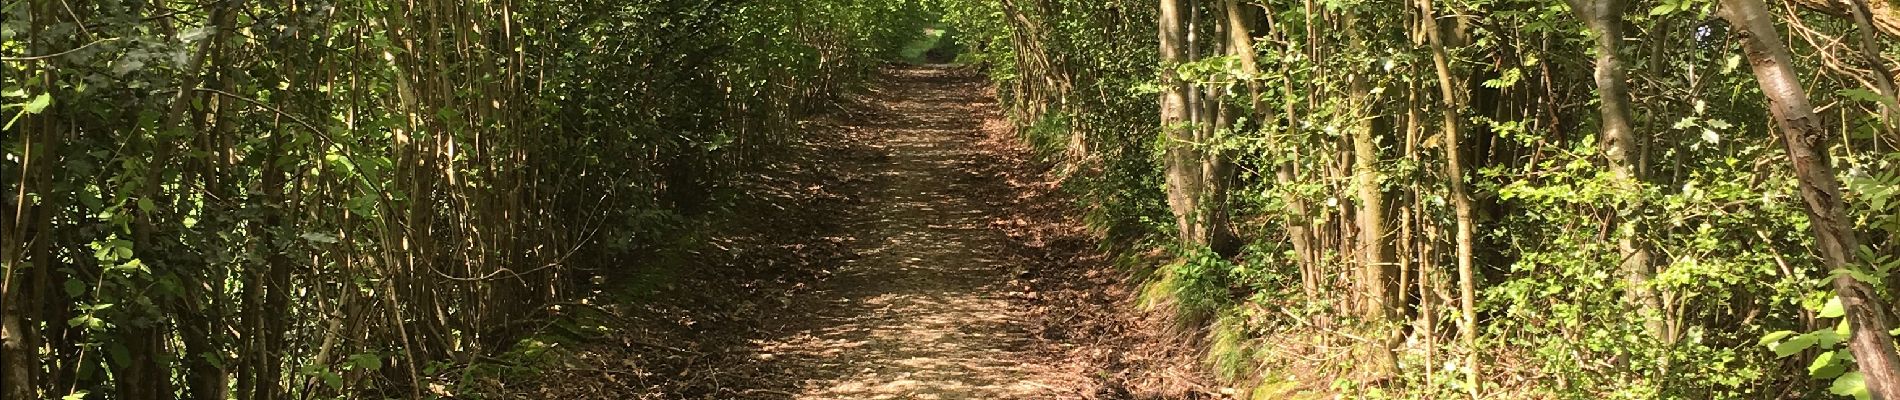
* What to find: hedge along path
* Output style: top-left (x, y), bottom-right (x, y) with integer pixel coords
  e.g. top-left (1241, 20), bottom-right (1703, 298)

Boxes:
top-left (736, 65), bottom-right (1088, 399)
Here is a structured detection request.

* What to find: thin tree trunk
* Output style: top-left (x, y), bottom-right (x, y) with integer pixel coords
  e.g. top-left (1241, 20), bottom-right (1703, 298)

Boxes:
top-left (1419, 0), bottom-right (1481, 395)
top-left (1718, 0), bottom-right (1900, 396)
top-left (1264, 2), bottom-right (1321, 295)
top-left (1781, 0), bottom-right (1900, 38)
top-left (1405, 80), bottom-right (1436, 389)
top-left (1841, 0), bottom-right (1900, 168)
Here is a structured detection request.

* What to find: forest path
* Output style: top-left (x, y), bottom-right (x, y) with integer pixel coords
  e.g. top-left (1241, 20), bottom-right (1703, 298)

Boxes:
top-left (744, 65), bottom-right (1080, 399)
top-left (507, 64), bottom-right (1201, 400)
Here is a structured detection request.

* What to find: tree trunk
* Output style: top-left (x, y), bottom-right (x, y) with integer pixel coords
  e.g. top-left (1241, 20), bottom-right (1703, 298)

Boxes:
top-left (0, 22), bottom-right (45, 397)
top-left (1344, 12), bottom-right (1399, 378)
top-left (1567, 0), bottom-right (1667, 344)
top-left (1419, 0), bottom-right (1481, 395)
top-left (1254, 0), bottom-right (1321, 295)
top-left (1718, 0), bottom-right (1900, 397)
top-left (1160, 0), bottom-right (1206, 247)
top-left (1, 6), bottom-right (49, 395)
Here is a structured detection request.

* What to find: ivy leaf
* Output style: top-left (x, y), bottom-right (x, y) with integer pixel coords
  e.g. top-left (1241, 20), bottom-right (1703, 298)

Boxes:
top-left (1673, 116), bottom-right (1699, 130)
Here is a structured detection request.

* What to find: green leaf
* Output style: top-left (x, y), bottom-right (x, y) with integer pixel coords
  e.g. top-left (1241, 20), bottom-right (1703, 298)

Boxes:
top-left (299, 232), bottom-right (339, 244)
top-left (1774, 332), bottom-right (1818, 357)
top-left (1811, 349), bottom-right (1847, 378)
top-left (61, 391), bottom-right (89, 400)
top-left (1822, 296), bottom-right (1846, 318)
top-left (202, 351), bottom-right (226, 369)
top-left (1841, 88), bottom-right (1900, 110)
top-left (1842, 88), bottom-right (1884, 102)
top-left (1818, 329), bottom-right (1845, 349)
top-left (107, 342), bottom-right (130, 367)
top-left (1832, 372), bottom-right (1870, 400)
top-left (1482, 68), bottom-right (1522, 89)
top-left (23, 93), bottom-right (52, 114)
top-left (1650, 2), bottom-right (1677, 15)
top-left (347, 353), bottom-right (383, 370)
top-left (64, 279), bottom-right (85, 297)
top-left (1761, 330), bottom-right (1797, 346)
top-left (1831, 268), bottom-right (1879, 285)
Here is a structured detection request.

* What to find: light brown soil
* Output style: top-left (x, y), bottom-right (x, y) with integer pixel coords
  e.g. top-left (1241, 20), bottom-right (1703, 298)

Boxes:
top-left (490, 65), bottom-right (1212, 400)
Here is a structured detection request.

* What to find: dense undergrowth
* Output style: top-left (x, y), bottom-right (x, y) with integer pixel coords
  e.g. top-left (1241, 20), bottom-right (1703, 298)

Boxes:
top-left (0, 1), bottom-right (926, 399)
top-left (940, 0), bottom-right (1900, 398)
top-left (12, 0), bottom-right (1900, 398)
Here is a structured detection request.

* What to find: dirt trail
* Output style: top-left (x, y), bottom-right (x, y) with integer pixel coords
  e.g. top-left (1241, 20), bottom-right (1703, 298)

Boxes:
top-left (498, 65), bottom-right (1206, 400)
top-left (742, 66), bottom-right (1081, 399)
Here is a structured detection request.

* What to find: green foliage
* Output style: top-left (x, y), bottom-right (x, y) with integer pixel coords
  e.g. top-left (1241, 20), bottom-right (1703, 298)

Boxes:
top-left (940, 0), bottom-right (1171, 248)
top-left (1172, 246), bottom-right (1240, 320)
top-left (1762, 295), bottom-right (1869, 399)
top-left (1, 0), bottom-right (929, 398)
top-left (1208, 311), bottom-right (1259, 381)
top-left (941, 0), bottom-right (1900, 397)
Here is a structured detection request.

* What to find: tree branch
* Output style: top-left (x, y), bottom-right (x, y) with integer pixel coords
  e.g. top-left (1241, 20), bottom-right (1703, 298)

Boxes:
top-left (1784, 0), bottom-right (1900, 37)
